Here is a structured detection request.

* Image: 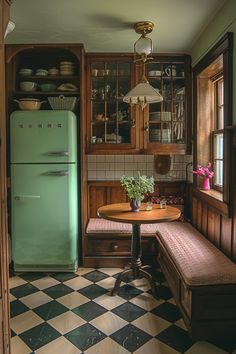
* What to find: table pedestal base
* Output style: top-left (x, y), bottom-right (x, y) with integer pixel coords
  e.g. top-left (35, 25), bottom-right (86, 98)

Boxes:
top-left (111, 224), bottom-right (158, 297)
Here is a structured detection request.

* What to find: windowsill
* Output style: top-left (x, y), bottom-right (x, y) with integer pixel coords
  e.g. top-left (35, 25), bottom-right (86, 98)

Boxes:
top-left (200, 189), bottom-right (223, 202)
top-left (193, 187), bottom-right (228, 216)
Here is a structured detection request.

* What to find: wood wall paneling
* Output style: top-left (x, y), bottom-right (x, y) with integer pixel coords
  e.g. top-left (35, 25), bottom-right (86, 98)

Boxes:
top-left (189, 186), bottom-right (235, 262)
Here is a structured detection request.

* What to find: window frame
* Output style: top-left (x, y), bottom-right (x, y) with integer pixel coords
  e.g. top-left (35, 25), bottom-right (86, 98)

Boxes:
top-left (212, 75), bottom-right (224, 192)
top-left (193, 32), bottom-right (233, 211)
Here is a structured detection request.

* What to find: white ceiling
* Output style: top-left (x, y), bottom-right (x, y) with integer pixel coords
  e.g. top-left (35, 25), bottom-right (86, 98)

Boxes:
top-left (7, 0), bottom-right (226, 53)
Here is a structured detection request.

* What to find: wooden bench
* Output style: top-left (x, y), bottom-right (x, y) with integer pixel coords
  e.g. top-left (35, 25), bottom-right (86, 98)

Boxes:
top-left (155, 221), bottom-right (236, 341)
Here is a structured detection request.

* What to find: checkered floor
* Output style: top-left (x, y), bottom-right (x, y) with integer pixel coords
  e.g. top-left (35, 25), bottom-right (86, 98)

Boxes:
top-left (9, 267), bottom-right (236, 354)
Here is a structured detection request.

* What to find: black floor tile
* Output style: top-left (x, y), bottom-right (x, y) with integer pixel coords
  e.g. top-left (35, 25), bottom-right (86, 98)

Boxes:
top-left (146, 268), bottom-right (166, 283)
top-left (156, 324), bottom-right (193, 352)
top-left (19, 322), bottom-right (61, 351)
top-left (82, 270), bottom-right (109, 282)
top-left (112, 302), bottom-right (146, 322)
top-left (43, 283), bottom-right (74, 299)
top-left (34, 300), bottom-right (68, 320)
top-left (78, 284), bottom-right (108, 300)
top-left (111, 324), bottom-right (151, 352)
top-left (116, 284), bottom-right (143, 300)
top-left (149, 284), bottom-right (173, 300)
top-left (65, 323), bottom-right (106, 351)
top-left (10, 299), bottom-right (29, 318)
top-left (51, 272), bottom-right (78, 282)
top-left (10, 283), bottom-right (39, 299)
top-left (151, 302), bottom-right (182, 323)
top-left (11, 329), bottom-right (17, 338)
top-left (19, 272), bottom-right (45, 282)
top-left (72, 301), bottom-right (107, 321)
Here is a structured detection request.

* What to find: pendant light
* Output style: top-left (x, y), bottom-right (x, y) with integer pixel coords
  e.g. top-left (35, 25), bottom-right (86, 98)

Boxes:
top-left (123, 21), bottom-right (163, 109)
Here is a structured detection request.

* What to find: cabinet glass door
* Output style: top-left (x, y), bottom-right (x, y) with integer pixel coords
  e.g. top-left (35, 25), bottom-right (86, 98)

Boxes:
top-left (147, 62), bottom-right (186, 145)
top-left (90, 61), bottom-right (133, 146)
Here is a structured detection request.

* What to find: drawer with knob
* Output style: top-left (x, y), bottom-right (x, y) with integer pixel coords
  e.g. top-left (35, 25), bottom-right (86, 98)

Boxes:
top-left (86, 237), bottom-right (131, 256)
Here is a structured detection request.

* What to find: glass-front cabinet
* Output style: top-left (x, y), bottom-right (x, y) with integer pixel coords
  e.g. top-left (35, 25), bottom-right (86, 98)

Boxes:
top-left (143, 55), bottom-right (191, 154)
top-left (86, 55), bottom-right (138, 153)
top-left (87, 54), bottom-right (191, 154)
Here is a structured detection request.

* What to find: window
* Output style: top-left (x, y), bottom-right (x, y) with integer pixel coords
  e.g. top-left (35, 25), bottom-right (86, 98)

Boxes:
top-left (193, 33), bottom-right (233, 205)
top-left (212, 76), bottom-right (223, 190)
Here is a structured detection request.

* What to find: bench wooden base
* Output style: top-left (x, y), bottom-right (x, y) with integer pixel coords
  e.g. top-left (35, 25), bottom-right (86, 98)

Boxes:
top-left (156, 223), bottom-right (236, 341)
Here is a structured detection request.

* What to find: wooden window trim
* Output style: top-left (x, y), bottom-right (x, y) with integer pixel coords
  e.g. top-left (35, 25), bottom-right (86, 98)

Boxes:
top-left (193, 32), bottom-right (233, 216)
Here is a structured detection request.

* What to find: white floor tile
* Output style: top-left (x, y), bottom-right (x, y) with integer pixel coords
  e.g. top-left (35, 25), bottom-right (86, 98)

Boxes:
top-left (20, 291), bottom-right (52, 309)
top-left (11, 310), bottom-right (44, 334)
top-left (48, 310), bottom-right (86, 334)
top-left (11, 336), bottom-right (31, 354)
top-left (90, 312), bottom-right (127, 335)
top-left (35, 336), bottom-right (79, 354)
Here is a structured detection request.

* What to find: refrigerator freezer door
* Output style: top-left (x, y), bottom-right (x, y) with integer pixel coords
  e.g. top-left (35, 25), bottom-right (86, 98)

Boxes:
top-left (10, 110), bottom-right (77, 163)
top-left (11, 163), bottom-right (78, 272)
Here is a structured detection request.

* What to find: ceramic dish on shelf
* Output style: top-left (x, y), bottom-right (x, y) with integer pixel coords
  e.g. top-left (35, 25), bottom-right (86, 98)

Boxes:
top-left (14, 98), bottom-right (46, 110)
top-left (18, 68), bottom-right (34, 76)
top-left (39, 83), bottom-right (57, 92)
top-left (20, 81), bottom-right (37, 92)
top-left (57, 83), bottom-right (78, 92)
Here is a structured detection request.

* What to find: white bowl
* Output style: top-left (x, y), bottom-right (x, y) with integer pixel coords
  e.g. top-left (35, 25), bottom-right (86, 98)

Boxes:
top-left (20, 81), bottom-right (37, 92)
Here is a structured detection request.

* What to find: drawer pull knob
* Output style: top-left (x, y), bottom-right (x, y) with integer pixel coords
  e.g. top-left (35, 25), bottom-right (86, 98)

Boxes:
top-left (112, 244), bottom-right (119, 251)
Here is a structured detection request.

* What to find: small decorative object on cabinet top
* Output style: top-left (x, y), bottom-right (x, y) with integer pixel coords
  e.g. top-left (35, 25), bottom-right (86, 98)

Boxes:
top-left (120, 173), bottom-right (154, 212)
top-left (193, 162), bottom-right (214, 190)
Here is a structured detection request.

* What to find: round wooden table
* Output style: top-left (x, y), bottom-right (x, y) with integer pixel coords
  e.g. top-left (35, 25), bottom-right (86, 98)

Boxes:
top-left (97, 203), bottom-right (181, 296)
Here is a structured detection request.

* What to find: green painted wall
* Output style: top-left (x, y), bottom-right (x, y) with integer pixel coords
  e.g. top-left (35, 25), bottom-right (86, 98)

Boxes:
top-left (190, 0), bottom-right (236, 122)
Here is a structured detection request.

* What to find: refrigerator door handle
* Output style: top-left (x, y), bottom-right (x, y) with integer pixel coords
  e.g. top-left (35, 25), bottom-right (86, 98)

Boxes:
top-left (45, 151), bottom-right (69, 157)
top-left (44, 171), bottom-right (69, 176)
top-left (14, 195), bottom-right (41, 200)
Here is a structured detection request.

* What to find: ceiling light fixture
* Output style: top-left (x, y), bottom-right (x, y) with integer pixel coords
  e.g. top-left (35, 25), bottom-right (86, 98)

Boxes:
top-left (123, 21), bottom-right (163, 109)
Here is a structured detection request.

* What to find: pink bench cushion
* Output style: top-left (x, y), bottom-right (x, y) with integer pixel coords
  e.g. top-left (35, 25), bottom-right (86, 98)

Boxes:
top-left (86, 218), bottom-right (163, 235)
top-left (156, 222), bottom-right (236, 286)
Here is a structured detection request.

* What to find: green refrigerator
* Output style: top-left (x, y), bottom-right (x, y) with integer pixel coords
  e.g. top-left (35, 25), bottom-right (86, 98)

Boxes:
top-left (10, 110), bottom-right (78, 272)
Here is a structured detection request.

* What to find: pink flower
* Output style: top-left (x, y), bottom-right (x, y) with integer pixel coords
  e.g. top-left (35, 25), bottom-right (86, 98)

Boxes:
top-left (193, 162), bottom-right (214, 178)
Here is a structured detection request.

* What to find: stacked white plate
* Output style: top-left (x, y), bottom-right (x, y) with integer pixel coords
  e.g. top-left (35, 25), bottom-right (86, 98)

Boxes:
top-left (150, 129), bottom-right (161, 142)
top-left (35, 68), bottom-right (48, 76)
top-left (59, 61), bottom-right (75, 76)
top-left (149, 111), bottom-right (171, 121)
top-left (18, 68), bottom-right (34, 76)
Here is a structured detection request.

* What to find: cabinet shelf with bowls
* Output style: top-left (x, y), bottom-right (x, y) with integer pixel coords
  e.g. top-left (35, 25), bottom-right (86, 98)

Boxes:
top-left (5, 44), bottom-right (84, 114)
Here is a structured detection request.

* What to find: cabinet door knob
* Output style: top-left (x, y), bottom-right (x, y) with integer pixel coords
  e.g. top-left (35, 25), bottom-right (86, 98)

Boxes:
top-left (130, 119), bottom-right (136, 128)
top-left (145, 124), bottom-right (149, 132)
top-left (112, 243), bottom-right (119, 251)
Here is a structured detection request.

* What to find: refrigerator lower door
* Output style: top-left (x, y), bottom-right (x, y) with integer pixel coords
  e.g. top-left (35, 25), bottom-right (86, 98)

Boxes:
top-left (11, 164), bottom-right (78, 272)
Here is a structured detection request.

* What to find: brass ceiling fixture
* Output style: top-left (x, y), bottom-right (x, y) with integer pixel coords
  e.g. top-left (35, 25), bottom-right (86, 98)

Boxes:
top-left (123, 21), bottom-right (163, 109)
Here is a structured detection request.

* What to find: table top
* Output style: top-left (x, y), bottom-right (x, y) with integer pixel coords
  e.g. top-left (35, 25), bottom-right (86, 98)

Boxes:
top-left (97, 203), bottom-right (181, 225)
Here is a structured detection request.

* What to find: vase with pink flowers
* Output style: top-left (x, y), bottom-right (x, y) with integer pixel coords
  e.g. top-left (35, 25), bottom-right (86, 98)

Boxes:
top-left (193, 162), bottom-right (214, 190)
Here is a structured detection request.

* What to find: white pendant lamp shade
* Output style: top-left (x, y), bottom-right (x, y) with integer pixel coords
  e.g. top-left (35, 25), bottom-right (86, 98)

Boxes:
top-left (123, 80), bottom-right (163, 109)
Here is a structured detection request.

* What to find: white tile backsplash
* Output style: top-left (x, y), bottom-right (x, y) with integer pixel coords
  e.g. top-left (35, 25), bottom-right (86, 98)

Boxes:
top-left (87, 154), bottom-right (192, 181)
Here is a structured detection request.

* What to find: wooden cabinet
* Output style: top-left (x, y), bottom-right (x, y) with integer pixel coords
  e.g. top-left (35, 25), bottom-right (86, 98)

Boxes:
top-left (5, 44), bottom-right (85, 115)
top-left (86, 54), bottom-right (191, 155)
top-left (143, 55), bottom-right (192, 154)
top-left (86, 54), bottom-right (139, 154)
